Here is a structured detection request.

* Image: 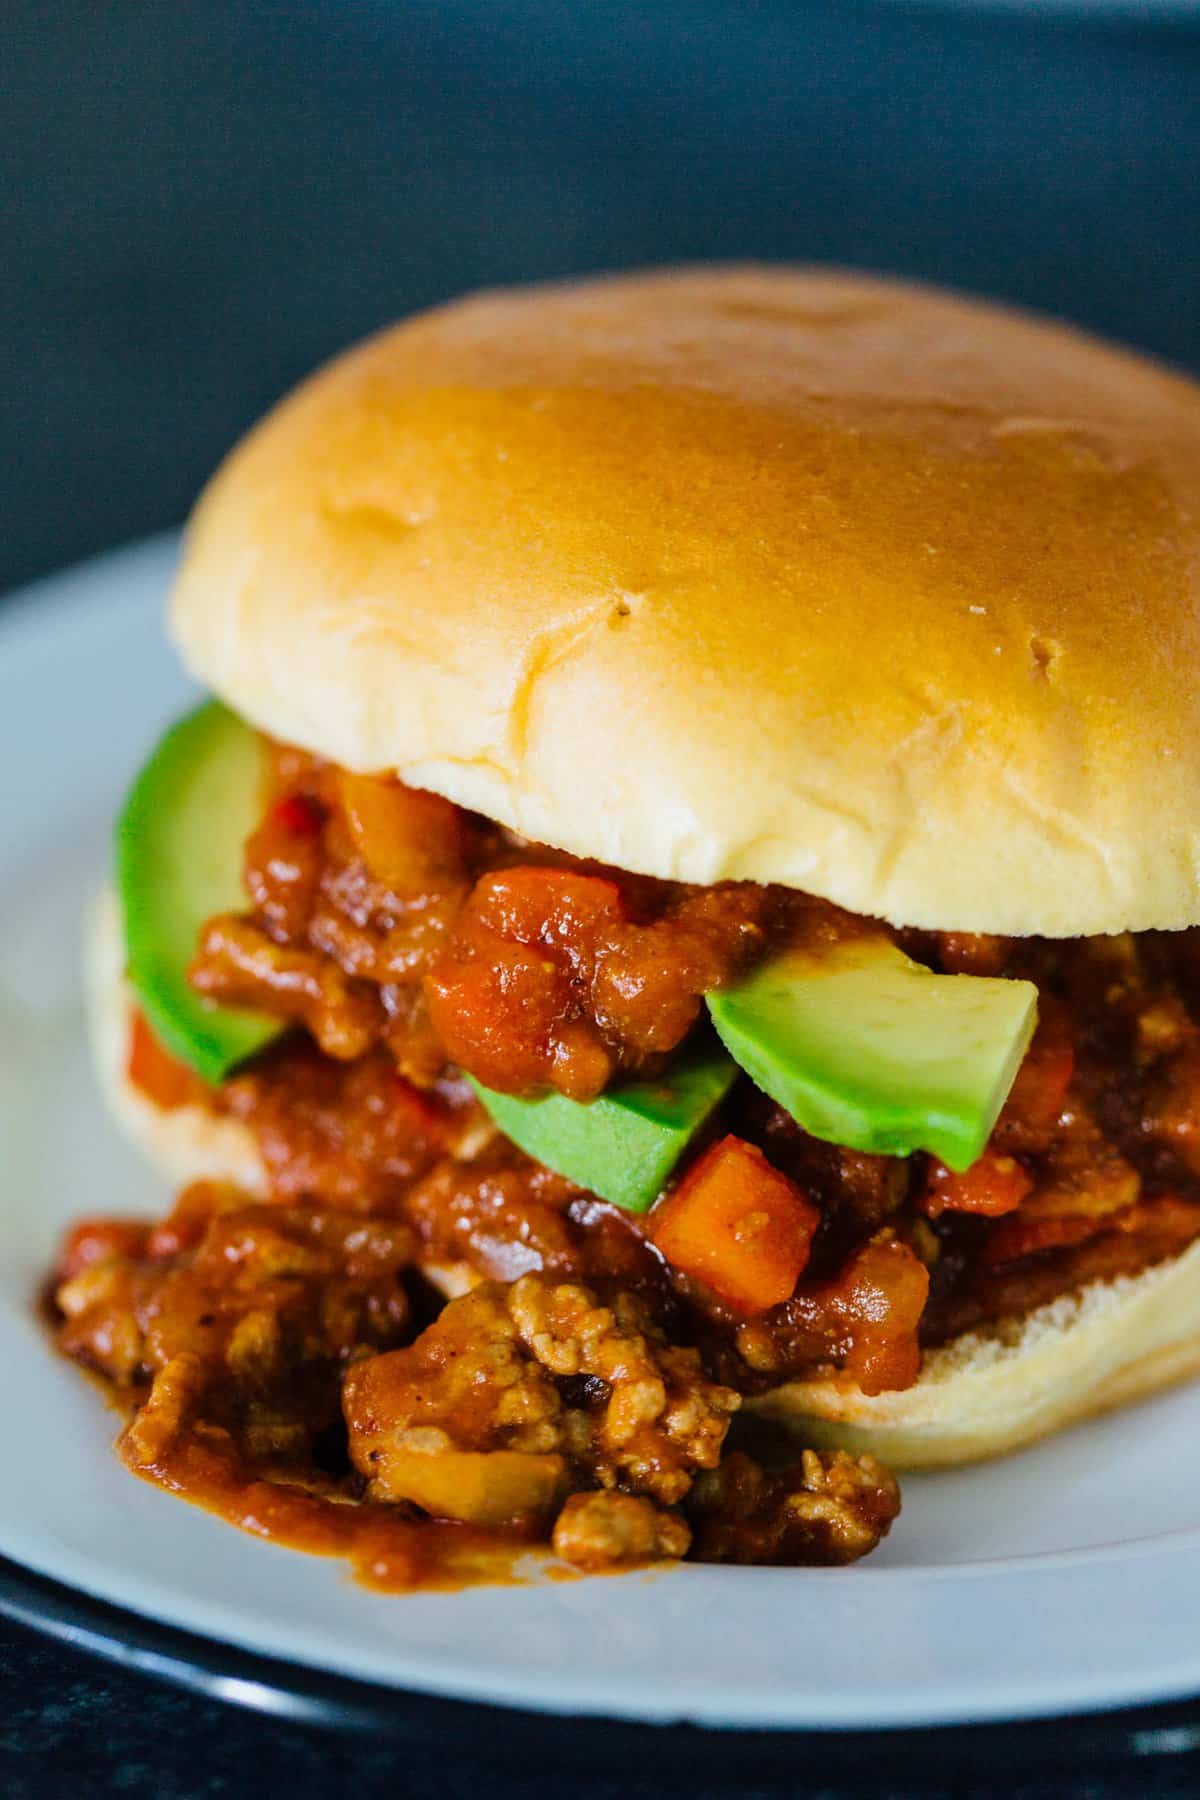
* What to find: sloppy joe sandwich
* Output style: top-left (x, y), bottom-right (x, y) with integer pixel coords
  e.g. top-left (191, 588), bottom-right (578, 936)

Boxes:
top-left (55, 267), bottom-right (1200, 1583)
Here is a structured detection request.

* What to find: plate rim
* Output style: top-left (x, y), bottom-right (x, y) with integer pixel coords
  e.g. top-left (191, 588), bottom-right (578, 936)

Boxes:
top-left (6, 1550), bottom-right (1200, 1774)
top-left (8, 535), bottom-right (1200, 1740)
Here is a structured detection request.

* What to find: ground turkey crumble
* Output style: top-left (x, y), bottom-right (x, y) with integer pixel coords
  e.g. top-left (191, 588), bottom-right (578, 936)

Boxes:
top-left (50, 748), bottom-right (1200, 1580)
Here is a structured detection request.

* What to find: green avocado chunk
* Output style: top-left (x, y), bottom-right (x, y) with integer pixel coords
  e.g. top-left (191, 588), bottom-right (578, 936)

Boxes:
top-left (468, 1045), bottom-right (738, 1213)
top-left (117, 700), bottom-right (286, 1084)
top-left (707, 936), bottom-right (1038, 1172)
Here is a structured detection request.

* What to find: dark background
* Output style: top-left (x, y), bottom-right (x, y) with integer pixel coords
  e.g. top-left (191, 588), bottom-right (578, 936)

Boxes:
top-left (5, 0), bottom-right (1200, 596)
top-left (4, 1), bottom-right (1200, 1792)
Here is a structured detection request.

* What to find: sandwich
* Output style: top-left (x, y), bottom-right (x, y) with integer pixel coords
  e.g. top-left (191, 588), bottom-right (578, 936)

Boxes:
top-left (57, 266), bottom-right (1200, 1578)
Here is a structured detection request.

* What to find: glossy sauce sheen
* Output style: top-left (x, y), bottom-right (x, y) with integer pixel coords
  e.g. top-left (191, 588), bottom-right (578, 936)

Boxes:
top-left (50, 749), bottom-right (1200, 1583)
top-left (123, 1429), bottom-right (550, 1594)
top-left (183, 750), bottom-right (1200, 1384)
top-left (54, 1191), bottom-right (901, 1582)
top-left (50, 1205), bottom-right (573, 1590)
top-left (52, 1306), bottom-right (534, 1593)
top-left (192, 748), bottom-right (854, 1101)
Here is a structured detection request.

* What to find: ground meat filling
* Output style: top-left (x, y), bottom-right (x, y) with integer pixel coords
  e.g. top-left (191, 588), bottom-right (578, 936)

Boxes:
top-left (191, 746), bottom-right (823, 1102)
top-left (52, 1200), bottom-right (896, 1573)
top-left (71, 745), bottom-right (1200, 1576)
top-left (91, 745), bottom-right (1200, 1519)
top-left (688, 1450), bottom-right (901, 1567)
top-left (166, 748), bottom-right (1200, 1390)
top-left (343, 1271), bottom-right (742, 1557)
top-left (56, 1188), bottom-right (416, 1467)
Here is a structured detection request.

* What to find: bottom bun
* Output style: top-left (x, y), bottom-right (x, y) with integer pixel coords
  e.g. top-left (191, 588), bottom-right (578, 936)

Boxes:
top-left (88, 886), bottom-right (1200, 1467)
top-left (745, 1253), bottom-right (1200, 1468)
top-left (87, 888), bottom-right (267, 1195)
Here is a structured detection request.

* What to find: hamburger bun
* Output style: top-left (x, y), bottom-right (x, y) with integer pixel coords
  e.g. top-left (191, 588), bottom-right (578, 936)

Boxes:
top-left (87, 889), bottom-right (266, 1197)
top-left (88, 889), bottom-right (1200, 1468)
top-left (171, 265), bottom-right (1200, 937)
top-left (745, 1267), bottom-right (1200, 1468)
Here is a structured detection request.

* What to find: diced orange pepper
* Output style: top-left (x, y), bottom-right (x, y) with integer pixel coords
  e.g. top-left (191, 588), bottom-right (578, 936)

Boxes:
top-left (652, 1135), bottom-right (819, 1313)
top-left (922, 1149), bottom-right (1033, 1219)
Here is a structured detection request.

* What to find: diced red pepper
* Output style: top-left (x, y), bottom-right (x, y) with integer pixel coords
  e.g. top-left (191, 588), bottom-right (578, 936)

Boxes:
top-left (922, 1149), bottom-right (1033, 1219)
top-left (652, 1135), bottom-right (819, 1313)
top-left (270, 792), bottom-right (324, 836)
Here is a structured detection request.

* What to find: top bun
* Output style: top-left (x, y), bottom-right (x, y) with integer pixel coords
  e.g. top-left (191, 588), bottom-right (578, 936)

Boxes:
top-left (171, 266), bottom-right (1200, 936)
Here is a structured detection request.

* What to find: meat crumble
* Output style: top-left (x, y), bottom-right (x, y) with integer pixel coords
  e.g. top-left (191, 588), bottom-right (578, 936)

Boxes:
top-left (54, 1191), bottom-right (896, 1578)
top-left (51, 745), bottom-right (1200, 1582)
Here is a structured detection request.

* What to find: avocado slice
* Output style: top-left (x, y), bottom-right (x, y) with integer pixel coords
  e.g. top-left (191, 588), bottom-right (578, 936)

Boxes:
top-left (707, 936), bottom-right (1037, 1171)
top-left (117, 700), bottom-right (286, 1083)
top-left (467, 1045), bottom-right (737, 1213)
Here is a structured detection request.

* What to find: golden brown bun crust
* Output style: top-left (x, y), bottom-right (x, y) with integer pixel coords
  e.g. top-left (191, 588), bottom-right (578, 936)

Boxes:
top-left (172, 265), bottom-right (1200, 935)
top-left (89, 891), bottom-right (1200, 1464)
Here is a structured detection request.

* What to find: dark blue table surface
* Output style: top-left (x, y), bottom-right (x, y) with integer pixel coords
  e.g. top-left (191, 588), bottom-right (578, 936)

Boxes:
top-left (9, 1605), bottom-right (1200, 1799)
top-left (4, 2), bottom-right (1200, 1790)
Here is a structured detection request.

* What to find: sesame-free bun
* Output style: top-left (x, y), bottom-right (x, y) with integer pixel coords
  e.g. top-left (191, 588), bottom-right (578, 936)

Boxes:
top-left (86, 888), bottom-right (267, 1196)
top-left (171, 265), bottom-right (1200, 936)
top-left (745, 1258), bottom-right (1200, 1468)
top-left (89, 889), bottom-right (1200, 1465)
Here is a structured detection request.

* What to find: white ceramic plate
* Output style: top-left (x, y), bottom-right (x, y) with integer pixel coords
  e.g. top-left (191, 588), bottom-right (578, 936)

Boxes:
top-left (4, 537), bottom-right (1200, 1732)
